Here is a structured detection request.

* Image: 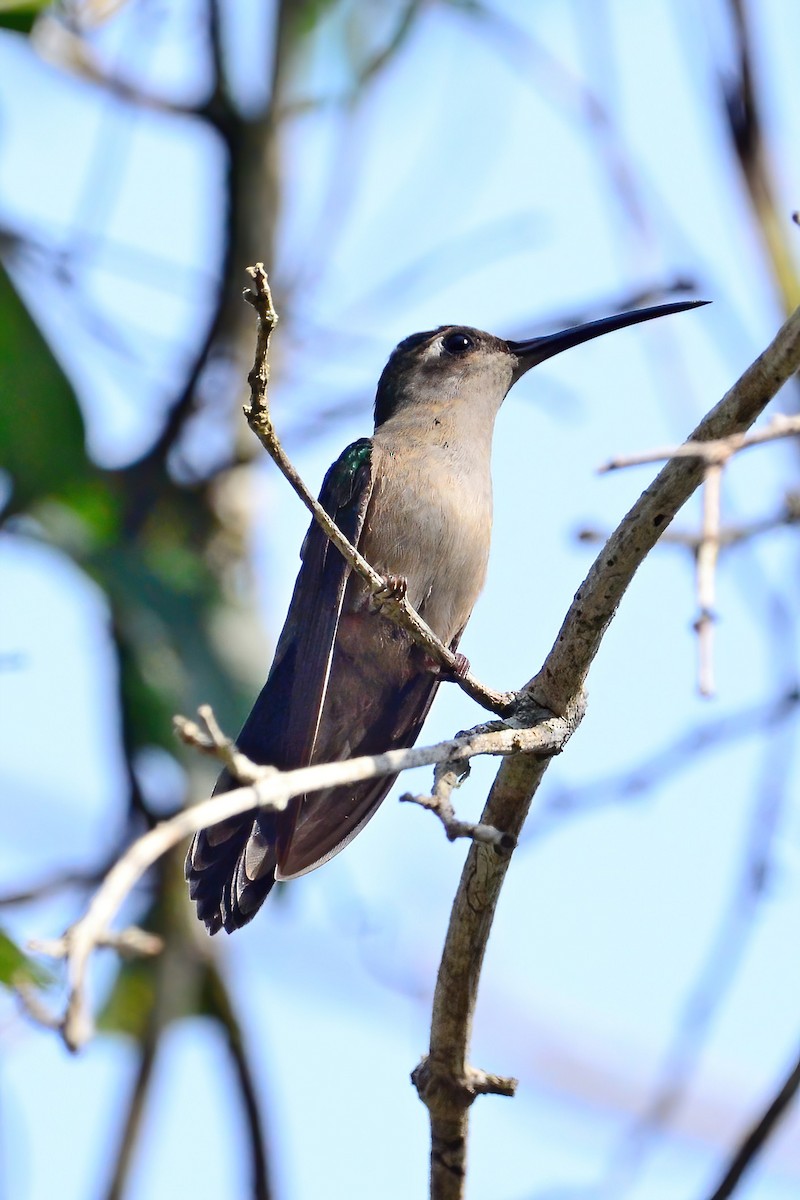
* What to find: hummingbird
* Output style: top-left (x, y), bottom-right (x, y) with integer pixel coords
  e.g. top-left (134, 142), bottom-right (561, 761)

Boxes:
top-left (186, 298), bottom-right (705, 933)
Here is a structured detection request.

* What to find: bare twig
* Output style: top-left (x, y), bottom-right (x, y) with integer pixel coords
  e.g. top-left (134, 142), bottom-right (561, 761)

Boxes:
top-left (706, 1042), bottom-right (800, 1200)
top-left (599, 416), bottom-right (800, 696)
top-left (416, 307), bottom-right (800, 1199)
top-left (175, 704), bottom-right (267, 784)
top-left (599, 413), bottom-right (800, 472)
top-left (522, 687), bottom-right (800, 841)
top-left (695, 463), bottom-right (723, 696)
top-left (15, 979), bottom-right (63, 1030)
top-left (600, 707), bottom-right (796, 1194)
top-left (725, 0), bottom-right (800, 315)
top-left (401, 757), bottom-right (516, 852)
top-left (533, 309), bottom-right (800, 714)
top-left (204, 963), bottom-right (275, 1200)
top-left (578, 484), bottom-right (800, 696)
top-left (101, 1003), bottom-right (160, 1200)
top-left (241, 264), bottom-right (516, 718)
top-left (29, 927), bottom-right (164, 960)
top-left (577, 489), bottom-right (800, 550)
top-left (24, 703), bottom-right (570, 1051)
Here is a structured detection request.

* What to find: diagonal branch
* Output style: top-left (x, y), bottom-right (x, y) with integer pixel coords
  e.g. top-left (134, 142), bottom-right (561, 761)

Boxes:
top-left (242, 263), bottom-right (516, 717)
top-left (415, 306), bottom-right (800, 1199)
top-left (531, 307), bottom-right (800, 716)
top-left (205, 964), bottom-right (275, 1200)
top-left (706, 1042), bottom-right (800, 1200)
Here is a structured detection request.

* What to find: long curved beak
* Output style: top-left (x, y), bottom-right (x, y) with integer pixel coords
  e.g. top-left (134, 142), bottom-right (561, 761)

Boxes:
top-left (507, 299), bottom-right (709, 380)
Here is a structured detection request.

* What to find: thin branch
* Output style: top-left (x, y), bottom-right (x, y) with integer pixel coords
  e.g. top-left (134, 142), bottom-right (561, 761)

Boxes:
top-left (29, 928), bottom-right (164, 960)
top-left (345, 0), bottom-right (423, 97)
top-left (415, 307), bottom-right (800, 1199)
top-left (205, 964), bottom-right (275, 1200)
top-left (706, 1043), bottom-right (800, 1200)
top-left (0, 865), bottom-right (110, 906)
top-left (599, 413), bottom-right (800, 472)
top-left (577, 490), bottom-right (800, 550)
top-left (25, 704), bottom-right (570, 1051)
top-left (176, 704), bottom-right (267, 783)
top-left (522, 687), bottom-right (800, 841)
top-left (535, 309), bottom-right (800, 717)
top-left (16, 925), bottom-right (162, 1031)
top-left (600, 713), bottom-right (797, 1194)
top-left (724, 0), bottom-right (800, 314)
top-left (31, 14), bottom-right (199, 118)
top-left (400, 759), bottom-right (516, 852)
top-left (598, 415), bottom-right (800, 696)
top-left (102, 1015), bottom-right (160, 1200)
top-left (242, 264), bottom-right (516, 718)
top-left (695, 463), bottom-right (723, 697)
top-left (14, 980), bottom-right (63, 1030)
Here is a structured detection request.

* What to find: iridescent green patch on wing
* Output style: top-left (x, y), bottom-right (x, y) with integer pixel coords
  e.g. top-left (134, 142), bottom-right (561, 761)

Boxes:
top-left (331, 438), bottom-right (372, 505)
top-left (339, 438), bottom-right (372, 476)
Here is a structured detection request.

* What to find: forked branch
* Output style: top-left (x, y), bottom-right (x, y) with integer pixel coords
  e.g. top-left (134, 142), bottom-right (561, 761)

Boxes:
top-left (23, 705), bottom-right (573, 1051)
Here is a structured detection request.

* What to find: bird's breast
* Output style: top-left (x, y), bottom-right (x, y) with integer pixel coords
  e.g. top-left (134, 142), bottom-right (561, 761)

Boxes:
top-left (357, 438), bottom-right (493, 647)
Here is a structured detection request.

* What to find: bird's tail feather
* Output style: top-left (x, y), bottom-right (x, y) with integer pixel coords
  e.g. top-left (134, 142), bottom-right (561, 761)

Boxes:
top-left (184, 760), bottom-right (280, 934)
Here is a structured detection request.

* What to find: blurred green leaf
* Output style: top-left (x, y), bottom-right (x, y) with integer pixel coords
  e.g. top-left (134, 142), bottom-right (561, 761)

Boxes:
top-left (98, 954), bottom-right (223, 1038)
top-left (0, 262), bottom-right (90, 511)
top-left (97, 955), bottom-right (157, 1039)
top-left (0, 928), bottom-right (53, 989)
top-left (59, 479), bottom-right (122, 543)
top-left (290, 0), bottom-right (339, 39)
top-left (99, 855), bottom-right (222, 1039)
top-left (90, 542), bottom-right (249, 746)
top-left (115, 629), bottom-right (178, 752)
top-left (0, 2), bottom-right (48, 33)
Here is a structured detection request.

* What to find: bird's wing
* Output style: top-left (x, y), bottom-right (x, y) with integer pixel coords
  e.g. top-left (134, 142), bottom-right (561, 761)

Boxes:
top-left (276, 673), bottom-right (440, 879)
top-left (185, 438), bottom-right (374, 933)
top-left (256, 437), bottom-right (375, 773)
top-left (276, 628), bottom-right (466, 880)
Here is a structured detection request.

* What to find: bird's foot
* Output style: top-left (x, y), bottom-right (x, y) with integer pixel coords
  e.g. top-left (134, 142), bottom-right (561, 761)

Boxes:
top-left (372, 573), bottom-right (408, 609)
top-left (423, 651), bottom-right (471, 680)
top-left (451, 652), bottom-right (471, 679)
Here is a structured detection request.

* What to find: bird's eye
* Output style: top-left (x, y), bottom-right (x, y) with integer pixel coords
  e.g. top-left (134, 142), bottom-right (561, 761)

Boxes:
top-left (441, 331), bottom-right (475, 356)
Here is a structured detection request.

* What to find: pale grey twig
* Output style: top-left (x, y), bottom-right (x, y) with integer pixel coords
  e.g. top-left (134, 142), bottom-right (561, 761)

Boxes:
top-left (23, 703), bottom-right (572, 1051)
top-left (242, 264), bottom-right (516, 717)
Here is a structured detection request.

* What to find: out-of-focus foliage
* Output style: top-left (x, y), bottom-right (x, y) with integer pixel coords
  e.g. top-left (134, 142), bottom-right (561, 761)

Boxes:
top-left (0, 262), bottom-right (90, 510)
top-left (0, 2), bottom-right (49, 35)
top-left (2, 2), bottom-right (800, 1199)
top-left (0, 928), bottom-right (52, 988)
top-left (1, 252), bottom-right (248, 751)
top-left (97, 859), bottom-right (217, 1038)
top-left (0, 4), bottom-right (432, 1194)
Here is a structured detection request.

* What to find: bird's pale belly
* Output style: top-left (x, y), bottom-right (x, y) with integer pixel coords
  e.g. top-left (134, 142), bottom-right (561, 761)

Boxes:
top-left (357, 464), bottom-right (492, 649)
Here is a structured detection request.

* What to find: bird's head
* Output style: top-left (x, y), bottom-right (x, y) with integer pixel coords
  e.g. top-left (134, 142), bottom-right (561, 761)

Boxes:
top-left (374, 299), bottom-right (708, 428)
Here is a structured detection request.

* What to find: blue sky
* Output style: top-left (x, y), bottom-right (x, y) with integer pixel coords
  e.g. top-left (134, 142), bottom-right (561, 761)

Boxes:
top-left (2, 2), bottom-right (800, 1198)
